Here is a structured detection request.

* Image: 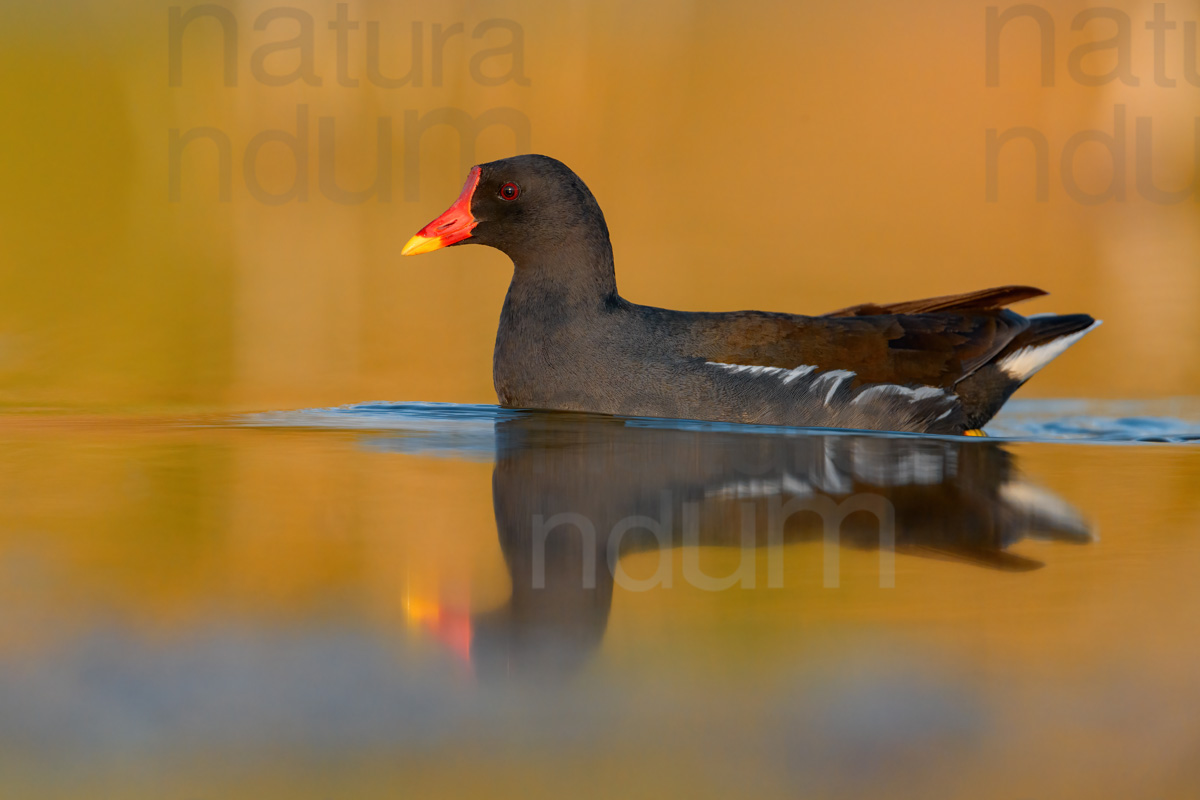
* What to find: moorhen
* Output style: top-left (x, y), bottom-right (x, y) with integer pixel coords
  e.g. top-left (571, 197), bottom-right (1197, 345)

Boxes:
top-left (402, 155), bottom-right (1098, 435)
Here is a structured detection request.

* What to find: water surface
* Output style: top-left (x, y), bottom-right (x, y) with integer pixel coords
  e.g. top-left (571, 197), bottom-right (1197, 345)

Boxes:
top-left (2, 402), bottom-right (1199, 798)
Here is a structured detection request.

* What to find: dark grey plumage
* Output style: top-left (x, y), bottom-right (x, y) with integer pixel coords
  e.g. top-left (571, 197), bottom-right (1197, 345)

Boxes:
top-left (408, 154), bottom-right (1099, 435)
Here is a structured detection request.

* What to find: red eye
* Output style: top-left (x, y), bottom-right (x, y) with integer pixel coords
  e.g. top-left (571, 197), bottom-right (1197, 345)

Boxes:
top-left (499, 182), bottom-right (520, 201)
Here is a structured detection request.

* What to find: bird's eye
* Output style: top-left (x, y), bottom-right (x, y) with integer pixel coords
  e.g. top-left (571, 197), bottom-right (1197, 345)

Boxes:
top-left (499, 182), bottom-right (520, 201)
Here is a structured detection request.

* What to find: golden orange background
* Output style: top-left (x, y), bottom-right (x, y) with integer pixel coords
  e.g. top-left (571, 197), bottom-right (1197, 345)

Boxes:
top-left (2, 0), bottom-right (1198, 413)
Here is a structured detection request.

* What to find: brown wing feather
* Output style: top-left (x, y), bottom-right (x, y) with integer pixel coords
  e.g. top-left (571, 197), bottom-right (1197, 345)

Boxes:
top-left (653, 307), bottom-right (1029, 389)
top-left (825, 285), bottom-right (1046, 317)
top-left (647, 286), bottom-right (1043, 389)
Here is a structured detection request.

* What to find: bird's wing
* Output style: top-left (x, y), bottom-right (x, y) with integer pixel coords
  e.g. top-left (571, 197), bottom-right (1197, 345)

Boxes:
top-left (824, 285), bottom-right (1046, 317)
top-left (654, 287), bottom-right (1042, 388)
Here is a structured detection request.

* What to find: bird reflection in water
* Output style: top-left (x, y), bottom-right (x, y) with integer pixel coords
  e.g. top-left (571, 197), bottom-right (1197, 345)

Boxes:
top-left (384, 413), bottom-right (1093, 679)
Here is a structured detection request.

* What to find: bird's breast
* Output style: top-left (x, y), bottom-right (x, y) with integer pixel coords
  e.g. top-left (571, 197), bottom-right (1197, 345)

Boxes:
top-left (492, 298), bottom-right (611, 410)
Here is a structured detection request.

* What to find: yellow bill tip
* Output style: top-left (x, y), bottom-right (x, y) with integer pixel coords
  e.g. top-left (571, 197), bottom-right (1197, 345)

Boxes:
top-left (401, 234), bottom-right (444, 257)
top-left (964, 429), bottom-right (988, 437)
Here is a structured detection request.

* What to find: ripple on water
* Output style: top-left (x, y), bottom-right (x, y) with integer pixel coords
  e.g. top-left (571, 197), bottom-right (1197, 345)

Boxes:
top-left (983, 398), bottom-right (1200, 443)
top-left (239, 397), bottom-right (1200, 450)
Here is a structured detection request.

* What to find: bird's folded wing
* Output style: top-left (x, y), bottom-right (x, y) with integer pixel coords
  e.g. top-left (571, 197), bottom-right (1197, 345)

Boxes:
top-left (675, 306), bottom-right (1029, 388)
top-left (823, 284), bottom-right (1046, 317)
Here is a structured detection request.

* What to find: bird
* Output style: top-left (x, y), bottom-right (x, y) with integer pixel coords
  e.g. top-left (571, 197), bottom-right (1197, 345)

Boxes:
top-left (401, 154), bottom-right (1099, 435)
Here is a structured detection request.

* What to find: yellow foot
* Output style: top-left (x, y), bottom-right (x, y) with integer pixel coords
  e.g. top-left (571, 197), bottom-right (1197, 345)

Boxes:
top-left (963, 429), bottom-right (988, 437)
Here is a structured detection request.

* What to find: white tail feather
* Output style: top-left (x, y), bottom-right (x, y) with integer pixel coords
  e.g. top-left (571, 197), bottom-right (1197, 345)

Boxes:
top-left (997, 320), bottom-right (1102, 381)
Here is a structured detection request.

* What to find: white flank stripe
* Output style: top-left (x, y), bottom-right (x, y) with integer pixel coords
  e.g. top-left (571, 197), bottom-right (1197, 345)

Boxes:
top-left (813, 370), bottom-right (855, 406)
top-left (851, 384), bottom-right (950, 406)
top-left (706, 361), bottom-right (818, 384)
top-left (781, 365), bottom-right (818, 384)
top-left (997, 320), bottom-right (1102, 381)
top-left (707, 361), bottom-right (963, 418)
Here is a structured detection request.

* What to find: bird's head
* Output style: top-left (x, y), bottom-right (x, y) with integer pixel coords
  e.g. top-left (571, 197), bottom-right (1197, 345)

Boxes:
top-left (401, 154), bottom-right (607, 261)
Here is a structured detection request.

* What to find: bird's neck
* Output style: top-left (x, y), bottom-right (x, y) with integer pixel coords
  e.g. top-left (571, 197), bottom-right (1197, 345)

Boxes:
top-left (506, 223), bottom-right (619, 310)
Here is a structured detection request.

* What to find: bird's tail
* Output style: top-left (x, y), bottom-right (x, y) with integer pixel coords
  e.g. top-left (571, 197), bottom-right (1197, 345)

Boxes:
top-left (956, 314), bottom-right (1100, 429)
top-left (994, 313), bottom-right (1100, 384)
